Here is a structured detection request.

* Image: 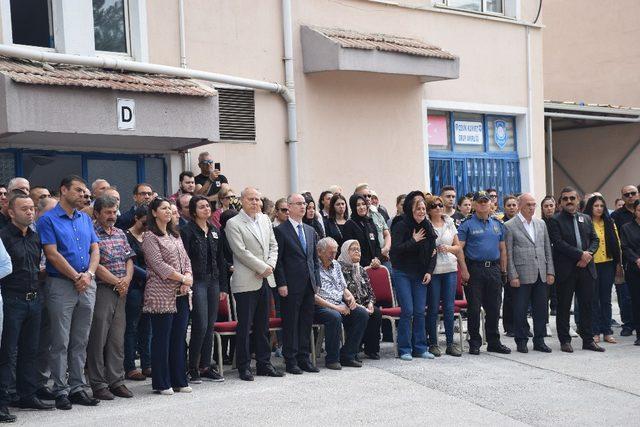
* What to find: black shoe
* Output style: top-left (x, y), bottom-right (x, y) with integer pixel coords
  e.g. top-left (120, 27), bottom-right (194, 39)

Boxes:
top-left (516, 343), bottom-right (528, 353)
top-left (621, 328), bottom-right (633, 337)
top-left (298, 362), bottom-right (320, 373)
top-left (0, 407), bottom-right (15, 423)
top-left (201, 368), bottom-right (225, 382)
top-left (35, 387), bottom-right (55, 401)
top-left (365, 352), bottom-right (380, 360)
top-left (239, 369), bottom-right (254, 381)
top-left (55, 396), bottom-right (72, 410)
top-left (469, 346), bottom-right (480, 355)
top-left (582, 342), bottom-right (605, 352)
top-left (550, 308), bottom-right (557, 316)
top-left (533, 343), bottom-right (552, 353)
top-left (188, 369), bottom-right (202, 384)
top-left (634, 338), bottom-right (640, 346)
top-left (16, 397), bottom-right (55, 410)
top-left (527, 330), bottom-right (533, 338)
top-left (340, 359), bottom-right (362, 368)
top-left (505, 331), bottom-right (515, 337)
top-left (68, 390), bottom-right (99, 406)
top-left (285, 365), bottom-right (303, 375)
top-left (256, 365), bottom-right (285, 377)
top-left (560, 343), bottom-right (574, 353)
top-left (487, 343), bottom-right (511, 354)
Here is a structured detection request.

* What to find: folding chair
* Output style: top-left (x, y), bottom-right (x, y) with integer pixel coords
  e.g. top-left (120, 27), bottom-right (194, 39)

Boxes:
top-left (366, 266), bottom-right (400, 348)
top-left (213, 293), bottom-right (236, 378)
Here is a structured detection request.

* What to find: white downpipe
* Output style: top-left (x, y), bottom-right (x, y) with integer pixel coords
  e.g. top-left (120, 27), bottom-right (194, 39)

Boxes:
top-left (282, 0), bottom-right (298, 193)
top-left (178, 0), bottom-right (187, 69)
top-left (544, 112), bottom-right (640, 123)
top-left (0, 44), bottom-right (289, 96)
top-left (525, 26), bottom-right (533, 159)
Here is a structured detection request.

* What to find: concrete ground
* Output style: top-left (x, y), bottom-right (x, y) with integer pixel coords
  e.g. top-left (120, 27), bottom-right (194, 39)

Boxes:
top-left (14, 317), bottom-right (640, 426)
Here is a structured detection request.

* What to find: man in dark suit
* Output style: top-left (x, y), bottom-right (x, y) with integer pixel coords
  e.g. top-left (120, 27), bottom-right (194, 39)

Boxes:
top-left (547, 187), bottom-right (604, 353)
top-left (274, 194), bottom-right (321, 374)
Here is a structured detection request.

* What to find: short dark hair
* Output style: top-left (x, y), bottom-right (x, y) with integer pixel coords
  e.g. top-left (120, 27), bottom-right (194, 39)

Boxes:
top-left (503, 195), bottom-right (517, 205)
top-left (94, 195), bottom-right (118, 213)
top-left (147, 197), bottom-right (179, 238)
top-left (60, 175), bottom-right (85, 190)
top-left (485, 188), bottom-right (497, 194)
top-left (179, 171), bottom-right (194, 182)
top-left (132, 183), bottom-right (152, 195)
top-left (457, 195), bottom-right (471, 206)
top-left (560, 186), bottom-right (578, 197)
top-left (440, 185), bottom-right (456, 195)
top-left (8, 193), bottom-right (30, 210)
top-left (30, 185), bottom-right (48, 193)
top-left (189, 195), bottom-right (210, 218)
top-left (134, 205), bottom-right (148, 220)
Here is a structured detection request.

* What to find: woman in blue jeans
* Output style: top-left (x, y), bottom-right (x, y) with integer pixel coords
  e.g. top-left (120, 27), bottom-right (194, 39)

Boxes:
top-left (425, 195), bottom-right (462, 357)
top-left (390, 191), bottom-right (437, 361)
top-left (180, 195), bottom-right (228, 383)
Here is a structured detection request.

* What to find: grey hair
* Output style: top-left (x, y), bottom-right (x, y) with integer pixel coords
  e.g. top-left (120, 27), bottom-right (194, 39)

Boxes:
top-left (240, 187), bottom-right (260, 199)
top-left (286, 193), bottom-right (303, 204)
top-left (317, 237), bottom-right (338, 253)
top-left (91, 179), bottom-right (108, 191)
top-left (7, 177), bottom-right (28, 192)
top-left (94, 195), bottom-right (119, 213)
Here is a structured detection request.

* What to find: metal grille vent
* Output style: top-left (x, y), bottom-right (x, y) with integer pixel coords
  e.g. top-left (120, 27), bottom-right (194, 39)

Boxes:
top-left (217, 87), bottom-right (256, 141)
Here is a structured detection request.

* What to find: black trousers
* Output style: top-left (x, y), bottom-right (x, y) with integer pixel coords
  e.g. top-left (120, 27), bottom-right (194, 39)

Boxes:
top-left (280, 283), bottom-right (314, 367)
top-left (466, 263), bottom-right (502, 348)
top-left (362, 305), bottom-right (382, 354)
top-left (625, 267), bottom-right (640, 336)
top-left (502, 284), bottom-right (514, 333)
top-left (235, 280), bottom-right (271, 371)
top-left (556, 268), bottom-right (595, 345)
top-left (513, 279), bottom-right (547, 345)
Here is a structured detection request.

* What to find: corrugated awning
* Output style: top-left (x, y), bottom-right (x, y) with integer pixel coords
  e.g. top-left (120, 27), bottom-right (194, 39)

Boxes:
top-left (301, 26), bottom-right (459, 82)
top-left (0, 56), bottom-right (216, 97)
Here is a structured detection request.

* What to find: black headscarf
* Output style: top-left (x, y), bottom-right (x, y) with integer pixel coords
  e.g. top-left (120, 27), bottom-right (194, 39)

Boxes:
top-left (402, 190), bottom-right (437, 266)
top-left (349, 194), bottom-right (370, 226)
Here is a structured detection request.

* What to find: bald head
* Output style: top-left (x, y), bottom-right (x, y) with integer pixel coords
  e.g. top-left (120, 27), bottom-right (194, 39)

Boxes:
top-left (518, 193), bottom-right (536, 220)
top-left (240, 187), bottom-right (261, 217)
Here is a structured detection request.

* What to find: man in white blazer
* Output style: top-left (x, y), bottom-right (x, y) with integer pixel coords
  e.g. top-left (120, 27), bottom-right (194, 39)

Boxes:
top-left (225, 187), bottom-right (284, 381)
top-left (505, 193), bottom-right (555, 354)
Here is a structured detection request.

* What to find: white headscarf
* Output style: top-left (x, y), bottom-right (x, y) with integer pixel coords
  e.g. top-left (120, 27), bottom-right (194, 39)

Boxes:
top-left (338, 239), bottom-right (363, 284)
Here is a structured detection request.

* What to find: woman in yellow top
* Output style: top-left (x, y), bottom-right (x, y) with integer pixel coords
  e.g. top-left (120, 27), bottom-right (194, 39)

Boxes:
top-left (584, 195), bottom-right (621, 344)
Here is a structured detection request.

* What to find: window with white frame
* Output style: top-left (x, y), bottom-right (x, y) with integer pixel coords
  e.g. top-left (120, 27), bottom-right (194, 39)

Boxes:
top-left (93, 0), bottom-right (130, 54)
top-left (10, 0), bottom-right (54, 48)
top-left (436, 0), bottom-right (505, 15)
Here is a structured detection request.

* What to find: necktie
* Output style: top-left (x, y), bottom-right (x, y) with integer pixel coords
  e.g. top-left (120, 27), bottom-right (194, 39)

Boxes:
top-left (573, 215), bottom-right (583, 250)
top-left (297, 224), bottom-right (307, 254)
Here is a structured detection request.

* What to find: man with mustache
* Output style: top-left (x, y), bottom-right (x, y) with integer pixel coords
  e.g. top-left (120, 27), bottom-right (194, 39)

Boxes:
top-left (547, 187), bottom-right (604, 353)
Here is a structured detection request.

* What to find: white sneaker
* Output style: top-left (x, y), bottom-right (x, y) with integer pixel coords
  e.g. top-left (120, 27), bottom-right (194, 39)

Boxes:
top-left (545, 325), bottom-right (553, 337)
top-left (157, 388), bottom-right (174, 395)
top-left (174, 386), bottom-right (192, 393)
top-left (569, 327), bottom-right (579, 337)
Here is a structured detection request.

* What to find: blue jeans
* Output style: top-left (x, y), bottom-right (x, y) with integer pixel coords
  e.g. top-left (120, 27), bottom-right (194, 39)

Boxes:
top-left (314, 305), bottom-right (368, 364)
top-left (592, 261), bottom-right (615, 335)
top-left (149, 296), bottom-right (189, 391)
top-left (0, 294), bottom-right (42, 406)
top-left (124, 286), bottom-right (152, 372)
top-left (427, 271), bottom-right (457, 346)
top-left (188, 278), bottom-right (220, 371)
top-left (392, 270), bottom-right (428, 356)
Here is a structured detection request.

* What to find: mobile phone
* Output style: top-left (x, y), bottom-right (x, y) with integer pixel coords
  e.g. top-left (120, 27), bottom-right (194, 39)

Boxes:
top-left (214, 162), bottom-right (221, 171)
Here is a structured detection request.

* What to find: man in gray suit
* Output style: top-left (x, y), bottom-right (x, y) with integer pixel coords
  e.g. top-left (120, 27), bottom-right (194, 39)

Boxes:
top-left (225, 187), bottom-right (284, 381)
top-left (505, 193), bottom-right (555, 353)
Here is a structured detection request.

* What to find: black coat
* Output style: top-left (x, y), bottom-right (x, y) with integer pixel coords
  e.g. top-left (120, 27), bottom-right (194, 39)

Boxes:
top-left (547, 210), bottom-right (599, 282)
top-left (180, 220), bottom-right (228, 292)
top-left (389, 216), bottom-right (437, 276)
top-left (342, 218), bottom-right (380, 268)
top-left (323, 217), bottom-right (345, 249)
top-left (273, 221), bottom-right (320, 294)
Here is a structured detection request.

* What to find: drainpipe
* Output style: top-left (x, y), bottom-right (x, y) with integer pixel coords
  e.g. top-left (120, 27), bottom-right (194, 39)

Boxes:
top-left (282, 0), bottom-right (298, 193)
top-left (178, 0), bottom-right (191, 172)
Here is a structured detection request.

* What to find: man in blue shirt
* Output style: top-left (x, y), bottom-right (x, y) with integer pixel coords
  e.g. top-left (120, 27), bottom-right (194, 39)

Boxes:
top-left (458, 191), bottom-right (510, 355)
top-left (37, 175), bottom-right (101, 410)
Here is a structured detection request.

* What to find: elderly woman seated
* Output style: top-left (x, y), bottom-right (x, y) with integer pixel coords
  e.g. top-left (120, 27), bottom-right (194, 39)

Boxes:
top-left (338, 240), bottom-right (382, 360)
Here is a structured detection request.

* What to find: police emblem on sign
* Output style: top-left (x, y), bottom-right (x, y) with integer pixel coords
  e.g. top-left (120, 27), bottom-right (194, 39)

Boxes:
top-left (494, 120), bottom-right (507, 149)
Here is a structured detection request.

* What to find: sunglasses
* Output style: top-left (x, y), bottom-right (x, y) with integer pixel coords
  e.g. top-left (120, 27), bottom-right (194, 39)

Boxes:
top-left (623, 191), bottom-right (638, 198)
top-left (222, 195), bottom-right (235, 200)
top-left (363, 195), bottom-right (372, 199)
top-left (278, 208), bottom-right (289, 213)
top-left (200, 160), bottom-right (214, 165)
top-left (489, 194), bottom-right (498, 199)
top-left (429, 203), bottom-right (444, 209)
top-left (561, 196), bottom-right (577, 202)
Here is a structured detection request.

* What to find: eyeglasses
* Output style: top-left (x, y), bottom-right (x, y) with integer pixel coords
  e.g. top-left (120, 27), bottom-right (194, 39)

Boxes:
top-left (290, 202), bottom-right (306, 206)
top-left (489, 194), bottom-right (498, 199)
top-left (278, 208), bottom-right (289, 213)
top-left (363, 195), bottom-right (372, 199)
top-left (623, 191), bottom-right (638, 198)
top-left (199, 160), bottom-right (214, 165)
top-left (137, 191), bottom-right (153, 197)
top-left (222, 195), bottom-right (235, 200)
top-left (561, 196), bottom-right (577, 202)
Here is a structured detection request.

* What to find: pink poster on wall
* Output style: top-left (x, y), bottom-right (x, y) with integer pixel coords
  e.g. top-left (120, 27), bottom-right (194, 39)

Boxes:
top-left (427, 115), bottom-right (447, 146)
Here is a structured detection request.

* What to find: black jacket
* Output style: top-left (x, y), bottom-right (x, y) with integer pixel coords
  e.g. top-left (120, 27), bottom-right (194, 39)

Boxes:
top-left (274, 221), bottom-right (320, 294)
top-left (389, 191), bottom-right (437, 276)
top-left (343, 194), bottom-right (381, 268)
top-left (323, 217), bottom-right (345, 249)
top-left (620, 221), bottom-right (640, 273)
top-left (547, 210), bottom-right (599, 282)
top-left (180, 221), bottom-right (228, 291)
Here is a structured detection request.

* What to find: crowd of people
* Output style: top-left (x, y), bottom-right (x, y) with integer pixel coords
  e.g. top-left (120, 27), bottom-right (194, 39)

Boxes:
top-left (0, 150), bottom-right (637, 422)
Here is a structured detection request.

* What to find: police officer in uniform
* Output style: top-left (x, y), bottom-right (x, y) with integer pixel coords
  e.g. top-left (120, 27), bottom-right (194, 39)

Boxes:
top-left (458, 191), bottom-right (511, 355)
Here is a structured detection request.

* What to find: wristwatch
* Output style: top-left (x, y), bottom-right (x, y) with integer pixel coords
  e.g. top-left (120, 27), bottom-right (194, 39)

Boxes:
top-left (87, 271), bottom-right (95, 280)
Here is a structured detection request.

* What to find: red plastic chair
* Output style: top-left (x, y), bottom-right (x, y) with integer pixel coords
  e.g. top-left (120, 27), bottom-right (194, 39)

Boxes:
top-left (213, 293), bottom-right (236, 377)
top-left (366, 266), bottom-right (400, 347)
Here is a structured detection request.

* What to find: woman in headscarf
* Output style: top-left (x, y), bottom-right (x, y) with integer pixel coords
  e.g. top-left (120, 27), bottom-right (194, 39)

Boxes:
top-left (342, 194), bottom-right (381, 268)
top-left (390, 190), bottom-right (438, 361)
top-left (338, 239), bottom-right (382, 359)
